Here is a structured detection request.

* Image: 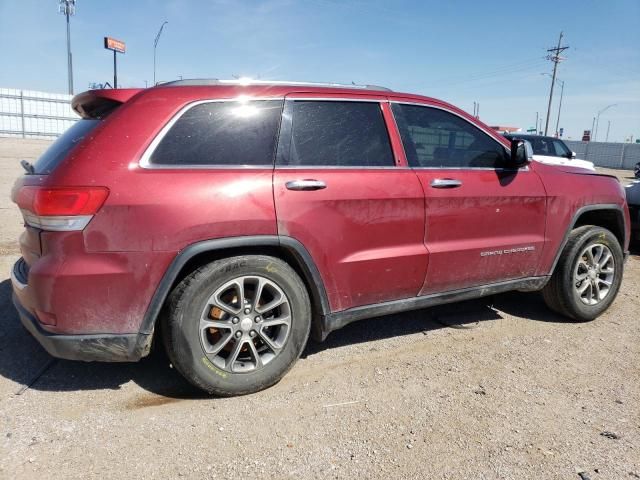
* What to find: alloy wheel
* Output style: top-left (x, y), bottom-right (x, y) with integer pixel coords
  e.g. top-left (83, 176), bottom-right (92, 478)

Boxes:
top-left (199, 276), bottom-right (291, 373)
top-left (573, 243), bottom-right (615, 306)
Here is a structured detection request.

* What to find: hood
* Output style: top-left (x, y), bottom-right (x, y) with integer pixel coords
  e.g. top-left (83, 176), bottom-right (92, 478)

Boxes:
top-left (532, 154), bottom-right (595, 171)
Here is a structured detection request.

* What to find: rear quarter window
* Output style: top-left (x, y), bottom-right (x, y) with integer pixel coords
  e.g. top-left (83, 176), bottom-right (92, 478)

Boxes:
top-left (148, 100), bottom-right (283, 166)
top-left (33, 119), bottom-right (100, 174)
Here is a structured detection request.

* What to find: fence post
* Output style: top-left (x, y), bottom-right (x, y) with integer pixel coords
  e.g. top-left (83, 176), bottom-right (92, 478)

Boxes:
top-left (19, 90), bottom-right (25, 138)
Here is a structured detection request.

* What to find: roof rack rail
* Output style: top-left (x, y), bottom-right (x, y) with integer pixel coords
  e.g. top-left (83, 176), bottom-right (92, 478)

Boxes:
top-left (157, 78), bottom-right (392, 91)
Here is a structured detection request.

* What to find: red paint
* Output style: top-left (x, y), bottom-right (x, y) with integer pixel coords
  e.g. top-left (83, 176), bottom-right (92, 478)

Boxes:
top-left (11, 83), bottom-right (631, 337)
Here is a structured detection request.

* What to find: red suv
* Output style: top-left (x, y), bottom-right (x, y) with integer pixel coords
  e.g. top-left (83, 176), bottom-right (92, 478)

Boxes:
top-left (11, 80), bottom-right (631, 396)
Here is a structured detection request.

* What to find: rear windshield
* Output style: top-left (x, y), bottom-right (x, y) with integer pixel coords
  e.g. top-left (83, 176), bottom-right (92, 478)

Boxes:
top-left (33, 119), bottom-right (100, 174)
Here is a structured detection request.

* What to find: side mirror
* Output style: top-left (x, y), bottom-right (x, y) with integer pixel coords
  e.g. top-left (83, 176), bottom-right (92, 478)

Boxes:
top-left (571, 151), bottom-right (576, 159)
top-left (509, 138), bottom-right (533, 167)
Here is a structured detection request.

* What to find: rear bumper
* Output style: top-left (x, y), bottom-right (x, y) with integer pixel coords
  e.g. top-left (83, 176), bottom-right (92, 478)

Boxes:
top-left (11, 259), bottom-right (151, 362)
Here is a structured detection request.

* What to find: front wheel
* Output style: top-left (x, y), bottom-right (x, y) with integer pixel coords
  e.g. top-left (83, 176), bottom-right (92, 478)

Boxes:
top-left (162, 255), bottom-right (311, 396)
top-left (542, 226), bottom-right (624, 321)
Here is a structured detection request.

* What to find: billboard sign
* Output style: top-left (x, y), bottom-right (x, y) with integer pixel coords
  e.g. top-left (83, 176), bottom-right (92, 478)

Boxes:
top-left (104, 37), bottom-right (126, 54)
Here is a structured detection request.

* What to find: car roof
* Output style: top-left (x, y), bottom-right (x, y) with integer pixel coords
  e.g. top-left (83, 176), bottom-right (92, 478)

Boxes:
top-left (503, 133), bottom-right (562, 142)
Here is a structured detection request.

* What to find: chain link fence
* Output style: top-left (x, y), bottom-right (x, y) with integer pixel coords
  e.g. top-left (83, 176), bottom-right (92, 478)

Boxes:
top-left (564, 140), bottom-right (640, 170)
top-left (0, 87), bottom-right (78, 139)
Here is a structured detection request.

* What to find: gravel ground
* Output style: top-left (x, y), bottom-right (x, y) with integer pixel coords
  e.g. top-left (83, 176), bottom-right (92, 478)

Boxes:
top-left (0, 138), bottom-right (638, 479)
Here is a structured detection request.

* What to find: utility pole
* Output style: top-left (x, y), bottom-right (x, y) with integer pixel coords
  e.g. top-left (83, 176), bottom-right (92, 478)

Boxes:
top-left (58, 0), bottom-right (76, 95)
top-left (544, 32), bottom-right (569, 136)
top-left (153, 21), bottom-right (168, 85)
top-left (535, 112), bottom-right (539, 134)
top-left (605, 121), bottom-right (611, 142)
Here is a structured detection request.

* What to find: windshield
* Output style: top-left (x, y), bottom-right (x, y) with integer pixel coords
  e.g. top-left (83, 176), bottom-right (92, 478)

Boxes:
top-left (526, 137), bottom-right (570, 158)
top-left (32, 119), bottom-right (100, 174)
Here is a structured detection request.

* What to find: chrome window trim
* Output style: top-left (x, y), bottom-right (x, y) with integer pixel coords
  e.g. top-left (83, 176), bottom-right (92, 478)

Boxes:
top-left (389, 100), bottom-right (528, 172)
top-left (411, 166), bottom-right (529, 172)
top-left (275, 165), bottom-right (403, 170)
top-left (284, 97), bottom-right (387, 103)
top-left (139, 97), bottom-right (284, 170)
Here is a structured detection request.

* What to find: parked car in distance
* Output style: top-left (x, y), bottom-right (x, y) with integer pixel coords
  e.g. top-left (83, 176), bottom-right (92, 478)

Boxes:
top-left (11, 80), bottom-right (631, 396)
top-left (625, 180), bottom-right (640, 239)
top-left (503, 133), bottom-right (595, 171)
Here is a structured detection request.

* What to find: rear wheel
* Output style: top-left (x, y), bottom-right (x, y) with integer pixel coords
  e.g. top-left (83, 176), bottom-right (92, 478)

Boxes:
top-left (162, 255), bottom-right (311, 396)
top-left (542, 226), bottom-right (623, 321)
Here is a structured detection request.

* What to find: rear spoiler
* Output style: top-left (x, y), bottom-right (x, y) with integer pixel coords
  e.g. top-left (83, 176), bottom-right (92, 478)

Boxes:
top-left (71, 89), bottom-right (142, 119)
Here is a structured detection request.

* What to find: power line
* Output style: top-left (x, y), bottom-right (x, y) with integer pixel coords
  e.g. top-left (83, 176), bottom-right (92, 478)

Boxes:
top-left (544, 32), bottom-right (569, 135)
top-left (427, 57), bottom-right (546, 87)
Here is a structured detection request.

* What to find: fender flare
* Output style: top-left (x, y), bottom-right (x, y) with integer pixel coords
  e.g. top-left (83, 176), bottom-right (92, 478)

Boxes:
top-left (137, 235), bottom-right (331, 337)
top-left (548, 203), bottom-right (627, 274)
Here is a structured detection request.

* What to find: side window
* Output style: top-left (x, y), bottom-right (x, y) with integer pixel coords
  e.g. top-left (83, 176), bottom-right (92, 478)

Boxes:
top-left (391, 103), bottom-right (508, 168)
top-left (149, 100), bottom-right (282, 166)
top-left (552, 140), bottom-right (570, 157)
top-left (279, 100), bottom-right (394, 167)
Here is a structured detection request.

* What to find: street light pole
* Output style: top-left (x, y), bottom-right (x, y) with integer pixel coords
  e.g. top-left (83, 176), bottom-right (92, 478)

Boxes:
top-left (554, 79), bottom-right (564, 137)
top-left (153, 21), bottom-right (168, 86)
top-left (58, 0), bottom-right (76, 95)
top-left (594, 104), bottom-right (617, 142)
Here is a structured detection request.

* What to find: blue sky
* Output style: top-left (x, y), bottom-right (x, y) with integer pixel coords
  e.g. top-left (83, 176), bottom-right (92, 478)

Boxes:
top-left (1, 0), bottom-right (638, 142)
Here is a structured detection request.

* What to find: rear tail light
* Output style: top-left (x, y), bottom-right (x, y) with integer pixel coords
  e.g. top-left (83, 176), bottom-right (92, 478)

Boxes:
top-left (15, 186), bottom-right (109, 231)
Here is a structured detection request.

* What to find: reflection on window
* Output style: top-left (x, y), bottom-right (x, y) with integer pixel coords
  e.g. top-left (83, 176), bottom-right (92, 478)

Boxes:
top-left (392, 104), bottom-right (507, 168)
top-left (150, 100), bottom-right (283, 166)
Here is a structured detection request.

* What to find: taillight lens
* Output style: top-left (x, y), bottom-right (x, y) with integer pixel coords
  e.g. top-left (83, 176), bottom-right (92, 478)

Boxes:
top-left (15, 186), bottom-right (109, 231)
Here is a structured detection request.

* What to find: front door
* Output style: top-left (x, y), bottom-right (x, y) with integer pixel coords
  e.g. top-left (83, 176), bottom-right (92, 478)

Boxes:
top-left (273, 96), bottom-right (428, 312)
top-left (390, 102), bottom-right (547, 294)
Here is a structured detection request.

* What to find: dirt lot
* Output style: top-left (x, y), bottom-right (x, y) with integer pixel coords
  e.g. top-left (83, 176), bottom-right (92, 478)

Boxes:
top-left (0, 138), bottom-right (638, 479)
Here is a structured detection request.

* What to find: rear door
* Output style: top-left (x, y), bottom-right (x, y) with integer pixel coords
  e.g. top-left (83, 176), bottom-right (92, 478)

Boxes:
top-left (390, 101), bottom-right (547, 294)
top-left (273, 95), bottom-right (427, 312)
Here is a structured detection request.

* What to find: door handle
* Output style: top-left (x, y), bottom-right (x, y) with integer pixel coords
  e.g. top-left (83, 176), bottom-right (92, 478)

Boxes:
top-left (285, 179), bottom-right (327, 191)
top-left (430, 178), bottom-right (462, 189)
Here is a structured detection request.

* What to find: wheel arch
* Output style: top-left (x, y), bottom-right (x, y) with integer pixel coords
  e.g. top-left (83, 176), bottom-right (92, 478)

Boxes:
top-left (137, 236), bottom-right (330, 342)
top-left (549, 204), bottom-right (627, 274)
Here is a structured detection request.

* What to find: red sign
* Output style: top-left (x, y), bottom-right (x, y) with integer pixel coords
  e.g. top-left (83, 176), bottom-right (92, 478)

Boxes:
top-left (104, 37), bottom-right (126, 53)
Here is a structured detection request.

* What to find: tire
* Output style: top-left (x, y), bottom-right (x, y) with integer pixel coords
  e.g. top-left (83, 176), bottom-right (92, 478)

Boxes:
top-left (542, 226), bottom-right (624, 321)
top-left (162, 255), bottom-right (311, 396)
top-left (635, 162), bottom-right (640, 179)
